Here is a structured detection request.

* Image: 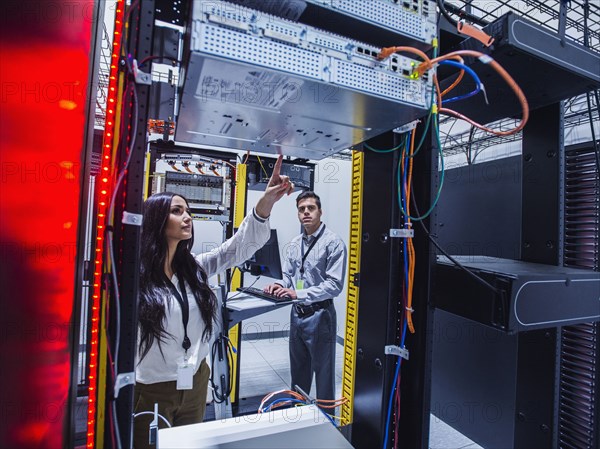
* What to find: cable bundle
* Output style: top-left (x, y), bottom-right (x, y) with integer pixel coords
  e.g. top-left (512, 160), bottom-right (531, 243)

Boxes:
top-left (257, 389), bottom-right (348, 426)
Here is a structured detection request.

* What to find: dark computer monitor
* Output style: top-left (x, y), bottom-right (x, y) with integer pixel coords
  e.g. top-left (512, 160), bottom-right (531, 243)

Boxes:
top-left (242, 229), bottom-right (283, 280)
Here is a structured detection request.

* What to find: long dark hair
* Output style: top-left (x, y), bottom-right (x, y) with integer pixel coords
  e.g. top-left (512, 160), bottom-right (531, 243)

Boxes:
top-left (138, 192), bottom-right (217, 361)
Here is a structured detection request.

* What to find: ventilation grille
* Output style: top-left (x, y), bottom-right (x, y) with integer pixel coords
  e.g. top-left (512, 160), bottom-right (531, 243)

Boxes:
top-left (559, 145), bottom-right (599, 449)
top-left (564, 148), bottom-right (599, 270)
top-left (332, 59), bottom-right (427, 106)
top-left (196, 23), bottom-right (323, 80)
top-left (559, 323), bottom-right (598, 449)
top-left (317, 0), bottom-right (436, 39)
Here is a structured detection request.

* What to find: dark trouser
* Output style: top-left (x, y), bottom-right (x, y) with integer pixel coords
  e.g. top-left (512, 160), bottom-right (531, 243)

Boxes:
top-left (289, 302), bottom-right (337, 401)
top-left (133, 359), bottom-right (210, 449)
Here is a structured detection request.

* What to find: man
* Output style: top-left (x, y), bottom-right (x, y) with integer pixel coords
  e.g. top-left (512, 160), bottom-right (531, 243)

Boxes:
top-left (265, 191), bottom-right (347, 400)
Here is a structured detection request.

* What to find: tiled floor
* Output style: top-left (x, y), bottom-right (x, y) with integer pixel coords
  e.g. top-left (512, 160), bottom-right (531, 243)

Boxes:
top-left (237, 336), bottom-right (482, 449)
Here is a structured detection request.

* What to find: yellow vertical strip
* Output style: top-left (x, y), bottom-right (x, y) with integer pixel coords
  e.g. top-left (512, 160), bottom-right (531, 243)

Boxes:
top-left (229, 163), bottom-right (247, 401)
top-left (143, 150), bottom-right (151, 201)
top-left (340, 150), bottom-right (364, 426)
top-left (95, 293), bottom-right (109, 448)
top-left (95, 70), bottom-right (126, 445)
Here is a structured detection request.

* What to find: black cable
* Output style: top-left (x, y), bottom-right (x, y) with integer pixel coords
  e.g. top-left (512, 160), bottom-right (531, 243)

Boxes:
top-left (210, 338), bottom-right (229, 403)
top-left (410, 194), bottom-right (501, 295)
top-left (436, 0), bottom-right (458, 27)
top-left (226, 341), bottom-right (234, 394)
top-left (466, 126), bottom-right (475, 165)
top-left (228, 275), bottom-right (261, 300)
top-left (443, 1), bottom-right (489, 27)
top-left (139, 55), bottom-right (180, 67)
top-left (209, 334), bottom-right (236, 403)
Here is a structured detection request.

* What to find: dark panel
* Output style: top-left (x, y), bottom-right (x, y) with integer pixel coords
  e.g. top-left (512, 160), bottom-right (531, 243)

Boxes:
top-left (431, 318), bottom-right (562, 449)
top-left (521, 102), bottom-right (563, 265)
top-left (155, 0), bottom-right (188, 26)
top-left (514, 103), bottom-right (563, 447)
top-left (149, 26), bottom-right (179, 123)
top-left (431, 310), bottom-right (518, 449)
top-left (514, 329), bottom-right (558, 448)
top-left (149, 81), bottom-right (176, 122)
top-left (436, 156), bottom-right (522, 260)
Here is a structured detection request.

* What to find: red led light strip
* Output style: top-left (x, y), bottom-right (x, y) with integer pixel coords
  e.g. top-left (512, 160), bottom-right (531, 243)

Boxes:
top-left (87, 1), bottom-right (125, 447)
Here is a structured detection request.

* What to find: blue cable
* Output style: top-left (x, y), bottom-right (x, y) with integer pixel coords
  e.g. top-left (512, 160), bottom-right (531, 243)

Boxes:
top-left (383, 147), bottom-right (411, 449)
top-left (439, 60), bottom-right (482, 104)
top-left (383, 320), bottom-right (408, 449)
top-left (439, 60), bottom-right (481, 88)
top-left (319, 408), bottom-right (338, 427)
top-left (401, 142), bottom-right (410, 306)
top-left (443, 88), bottom-right (481, 104)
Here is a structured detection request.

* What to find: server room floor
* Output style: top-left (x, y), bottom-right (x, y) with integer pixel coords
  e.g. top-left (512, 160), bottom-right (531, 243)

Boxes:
top-left (238, 337), bottom-right (483, 449)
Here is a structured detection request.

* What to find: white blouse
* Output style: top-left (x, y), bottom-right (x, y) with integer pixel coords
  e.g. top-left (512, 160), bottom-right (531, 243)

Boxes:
top-left (135, 209), bottom-right (270, 384)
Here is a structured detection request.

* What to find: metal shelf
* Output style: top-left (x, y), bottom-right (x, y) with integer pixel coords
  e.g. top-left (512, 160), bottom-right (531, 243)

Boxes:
top-left (445, 0), bottom-right (600, 50)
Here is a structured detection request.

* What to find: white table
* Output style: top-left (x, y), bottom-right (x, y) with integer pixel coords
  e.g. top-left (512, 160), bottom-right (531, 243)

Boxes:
top-left (158, 405), bottom-right (354, 448)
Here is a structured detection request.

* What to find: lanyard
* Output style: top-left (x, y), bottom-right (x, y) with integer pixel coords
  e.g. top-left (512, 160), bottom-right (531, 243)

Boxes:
top-left (300, 224), bottom-right (326, 276)
top-left (166, 276), bottom-right (191, 353)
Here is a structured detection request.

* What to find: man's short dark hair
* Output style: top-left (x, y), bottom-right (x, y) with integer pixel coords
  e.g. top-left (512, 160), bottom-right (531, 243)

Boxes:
top-left (296, 191), bottom-right (321, 209)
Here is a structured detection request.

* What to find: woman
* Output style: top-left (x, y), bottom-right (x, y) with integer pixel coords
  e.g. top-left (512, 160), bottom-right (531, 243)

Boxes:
top-left (134, 155), bottom-right (293, 448)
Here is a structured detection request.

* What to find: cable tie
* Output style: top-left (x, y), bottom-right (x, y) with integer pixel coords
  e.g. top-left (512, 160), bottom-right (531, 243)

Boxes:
top-left (478, 54), bottom-right (494, 65)
top-left (480, 84), bottom-right (490, 105)
top-left (405, 306), bottom-right (414, 313)
top-left (458, 20), bottom-right (495, 47)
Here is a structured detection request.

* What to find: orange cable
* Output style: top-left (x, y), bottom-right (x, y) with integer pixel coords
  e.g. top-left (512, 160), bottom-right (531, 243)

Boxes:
top-left (382, 47), bottom-right (529, 135)
top-left (441, 69), bottom-right (465, 98)
top-left (405, 130), bottom-right (416, 334)
top-left (423, 50), bottom-right (529, 135)
top-left (438, 55), bottom-right (467, 98)
top-left (220, 159), bottom-right (236, 170)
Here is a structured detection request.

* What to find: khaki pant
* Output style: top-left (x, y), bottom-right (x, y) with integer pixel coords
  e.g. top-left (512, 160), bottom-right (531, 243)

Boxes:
top-left (133, 359), bottom-right (210, 449)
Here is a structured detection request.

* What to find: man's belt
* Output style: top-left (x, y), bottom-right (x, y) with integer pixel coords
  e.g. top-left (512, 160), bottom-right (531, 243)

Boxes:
top-left (294, 299), bottom-right (333, 318)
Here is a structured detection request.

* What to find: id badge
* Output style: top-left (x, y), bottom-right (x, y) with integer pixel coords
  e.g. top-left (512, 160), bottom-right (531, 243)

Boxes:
top-left (176, 362), bottom-right (194, 390)
top-left (296, 279), bottom-right (304, 290)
